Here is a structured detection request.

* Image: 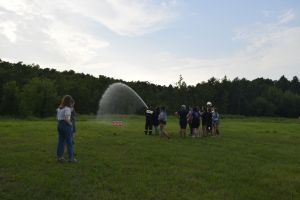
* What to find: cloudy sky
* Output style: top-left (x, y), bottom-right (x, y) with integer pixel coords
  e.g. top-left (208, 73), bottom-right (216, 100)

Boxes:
top-left (0, 0), bottom-right (300, 85)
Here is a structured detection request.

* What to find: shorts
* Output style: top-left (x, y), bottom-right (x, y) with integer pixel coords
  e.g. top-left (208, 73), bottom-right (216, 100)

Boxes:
top-left (179, 120), bottom-right (187, 129)
top-left (191, 121), bottom-right (200, 129)
top-left (159, 120), bottom-right (166, 125)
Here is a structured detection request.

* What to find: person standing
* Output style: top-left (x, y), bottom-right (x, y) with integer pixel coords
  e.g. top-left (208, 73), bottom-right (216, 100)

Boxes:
top-left (206, 106), bottom-right (213, 136)
top-left (201, 106), bottom-right (208, 137)
top-left (191, 106), bottom-right (201, 137)
top-left (153, 106), bottom-right (160, 135)
top-left (158, 106), bottom-right (169, 139)
top-left (187, 106), bottom-right (193, 136)
top-left (212, 107), bottom-right (220, 136)
top-left (144, 105), bottom-right (154, 135)
top-left (56, 95), bottom-right (77, 162)
top-left (175, 105), bottom-right (189, 138)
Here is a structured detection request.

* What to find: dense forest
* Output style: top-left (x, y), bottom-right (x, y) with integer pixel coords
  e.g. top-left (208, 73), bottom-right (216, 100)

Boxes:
top-left (0, 59), bottom-right (300, 118)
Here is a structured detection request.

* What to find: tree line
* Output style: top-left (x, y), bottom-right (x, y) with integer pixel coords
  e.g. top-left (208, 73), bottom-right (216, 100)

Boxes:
top-left (0, 59), bottom-right (300, 118)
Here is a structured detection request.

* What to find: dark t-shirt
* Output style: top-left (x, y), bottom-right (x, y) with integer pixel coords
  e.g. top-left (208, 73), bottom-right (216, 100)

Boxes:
top-left (145, 109), bottom-right (154, 121)
top-left (153, 110), bottom-right (159, 126)
top-left (192, 111), bottom-right (200, 124)
top-left (202, 111), bottom-right (212, 126)
top-left (178, 110), bottom-right (189, 122)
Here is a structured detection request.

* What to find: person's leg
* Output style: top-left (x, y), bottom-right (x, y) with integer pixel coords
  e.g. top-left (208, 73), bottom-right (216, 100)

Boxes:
top-left (199, 125), bottom-right (203, 137)
top-left (162, 125), bottom-right (169, 139)
top-left (182, 128), bottom-right (186, 138)
top-left (192, 128), bottom-right (196, 137)
top-left (159, 124), bottom-right (163, 138)
top-left (57, 132), bottom-right (65, 159)
top-left (208, 125), bottom-right (211, 136)
top-left (144, 121), bottom-right (148, 135)
top-left (149, 123), bottom-right (153, 135)
top-left (212, 123), bottom-right (215, 136)
top-left (216, 123), bottom-right (220, 135)
top-left (154, 125), bottom-right (159, 135)
top-left (57, 124), bottom-right (65, 159)
top-left (65, 130), bottom-right (74, 161)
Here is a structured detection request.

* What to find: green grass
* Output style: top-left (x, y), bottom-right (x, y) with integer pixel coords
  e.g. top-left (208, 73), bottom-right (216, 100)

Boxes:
top-left (0, 116), bottom-right (300, 200)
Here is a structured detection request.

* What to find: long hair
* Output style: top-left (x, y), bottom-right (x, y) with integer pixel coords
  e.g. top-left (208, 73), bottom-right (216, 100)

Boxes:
top-left (59, 95), bottom-right (74, 108)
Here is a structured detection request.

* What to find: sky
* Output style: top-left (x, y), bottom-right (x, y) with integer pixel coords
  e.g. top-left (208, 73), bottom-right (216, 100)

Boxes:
top-left (0, 0), bottom-right (300, 86)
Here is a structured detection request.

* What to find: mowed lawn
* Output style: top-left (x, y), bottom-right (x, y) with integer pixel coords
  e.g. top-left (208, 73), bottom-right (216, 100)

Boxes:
top-left (0, 116), bottom-right (300, 200)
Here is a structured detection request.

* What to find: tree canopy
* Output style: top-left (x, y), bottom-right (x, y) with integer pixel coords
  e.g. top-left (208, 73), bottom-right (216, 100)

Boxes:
top-left (0, 60), bottom-right (299, 117)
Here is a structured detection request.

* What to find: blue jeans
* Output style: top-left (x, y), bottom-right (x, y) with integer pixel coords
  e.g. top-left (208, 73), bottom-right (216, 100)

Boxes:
top-left (57, 121), bottom-right (74, 160)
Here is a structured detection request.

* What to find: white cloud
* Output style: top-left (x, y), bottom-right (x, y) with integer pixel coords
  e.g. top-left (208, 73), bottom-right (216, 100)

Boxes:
top-left (0, 21), bottom-right (17, 43)
top-left (63, 0), bottom-right (179, 36)
top-left (278, 9), bottom-right (295, 24)
top-left (0, 0), bottom-right (113, 67)
top-left (138, 10), bottom-right (300, 85)
top-left (0, 0), bottom-right (179, 69)
top-left (0, 2), bottom-right (299, 86)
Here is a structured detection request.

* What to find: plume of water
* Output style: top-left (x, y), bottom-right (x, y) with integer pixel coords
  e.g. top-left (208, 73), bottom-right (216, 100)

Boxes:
top-left (97, 82), bottom-right (148, 119)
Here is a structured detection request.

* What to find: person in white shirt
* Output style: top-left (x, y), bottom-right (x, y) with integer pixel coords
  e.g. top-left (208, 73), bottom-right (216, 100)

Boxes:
top-left (56, 95), bottom-right (77, 162)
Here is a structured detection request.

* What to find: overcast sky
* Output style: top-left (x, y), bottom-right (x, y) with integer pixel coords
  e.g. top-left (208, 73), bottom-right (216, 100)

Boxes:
top-left (0, 0), bottom-right (300, 85)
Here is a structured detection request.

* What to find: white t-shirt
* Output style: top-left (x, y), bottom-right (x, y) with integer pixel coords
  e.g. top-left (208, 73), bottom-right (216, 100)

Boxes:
top-left (57, 106), bottom-right (71, 121)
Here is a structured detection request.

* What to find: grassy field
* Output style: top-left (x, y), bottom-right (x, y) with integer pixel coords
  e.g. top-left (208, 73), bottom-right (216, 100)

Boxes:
top-left (0, 116), bottom-right (300, 200)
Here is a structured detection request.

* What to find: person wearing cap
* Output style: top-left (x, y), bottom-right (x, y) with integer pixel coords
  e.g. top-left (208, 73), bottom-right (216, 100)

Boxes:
top-left (175, 104), bottom-right (189, 138)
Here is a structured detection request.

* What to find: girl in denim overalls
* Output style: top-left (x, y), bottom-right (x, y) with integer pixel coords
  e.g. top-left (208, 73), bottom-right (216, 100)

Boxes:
top-left (56, 95), bottom-right (76, 162)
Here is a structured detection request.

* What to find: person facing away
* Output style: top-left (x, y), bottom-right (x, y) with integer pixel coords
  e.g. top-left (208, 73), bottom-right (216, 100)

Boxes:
top-left (206, 106), bottom-right (213, 135)
top-left (56, 95), bottom-right (77, 162)
top-left (187, 106), bottom-right (193, 136)
top-left (153, 106), bottom-right (160, 135)
top-left (144, 105), bottom-right (154, 135)
top-left (212, 107), bottom-right (220, 136)
top-left (175, 104), bottom-right (189, 138)
top-left (191, 106), bottom-right (201, 137)
top-left (201, 106), bottom-right (207, 137)
top-left (158, 106), bottom-right (169, 139)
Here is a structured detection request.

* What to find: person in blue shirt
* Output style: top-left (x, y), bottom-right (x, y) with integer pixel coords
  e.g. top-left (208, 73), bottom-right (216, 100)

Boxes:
top-left (175, 105), bottom-right (189, 138)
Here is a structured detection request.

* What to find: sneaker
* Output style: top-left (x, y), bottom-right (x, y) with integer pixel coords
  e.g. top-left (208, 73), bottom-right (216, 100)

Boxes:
top-left (57, 157), bottom-right (65, 162)
top-left (68, 158), bottom-right (77, 163)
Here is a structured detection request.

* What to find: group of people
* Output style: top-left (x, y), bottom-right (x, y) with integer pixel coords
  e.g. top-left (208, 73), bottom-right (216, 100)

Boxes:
top-left (144, 106), bottom-right (170, 139)
top-left (176, 102), bottom-right (220, 138)
top-left (144, 102), bottom-right (220, 139)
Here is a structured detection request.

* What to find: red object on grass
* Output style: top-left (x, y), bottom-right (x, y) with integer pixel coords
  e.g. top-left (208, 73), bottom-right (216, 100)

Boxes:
top-left (112, 121), bottom-right (123, 126)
